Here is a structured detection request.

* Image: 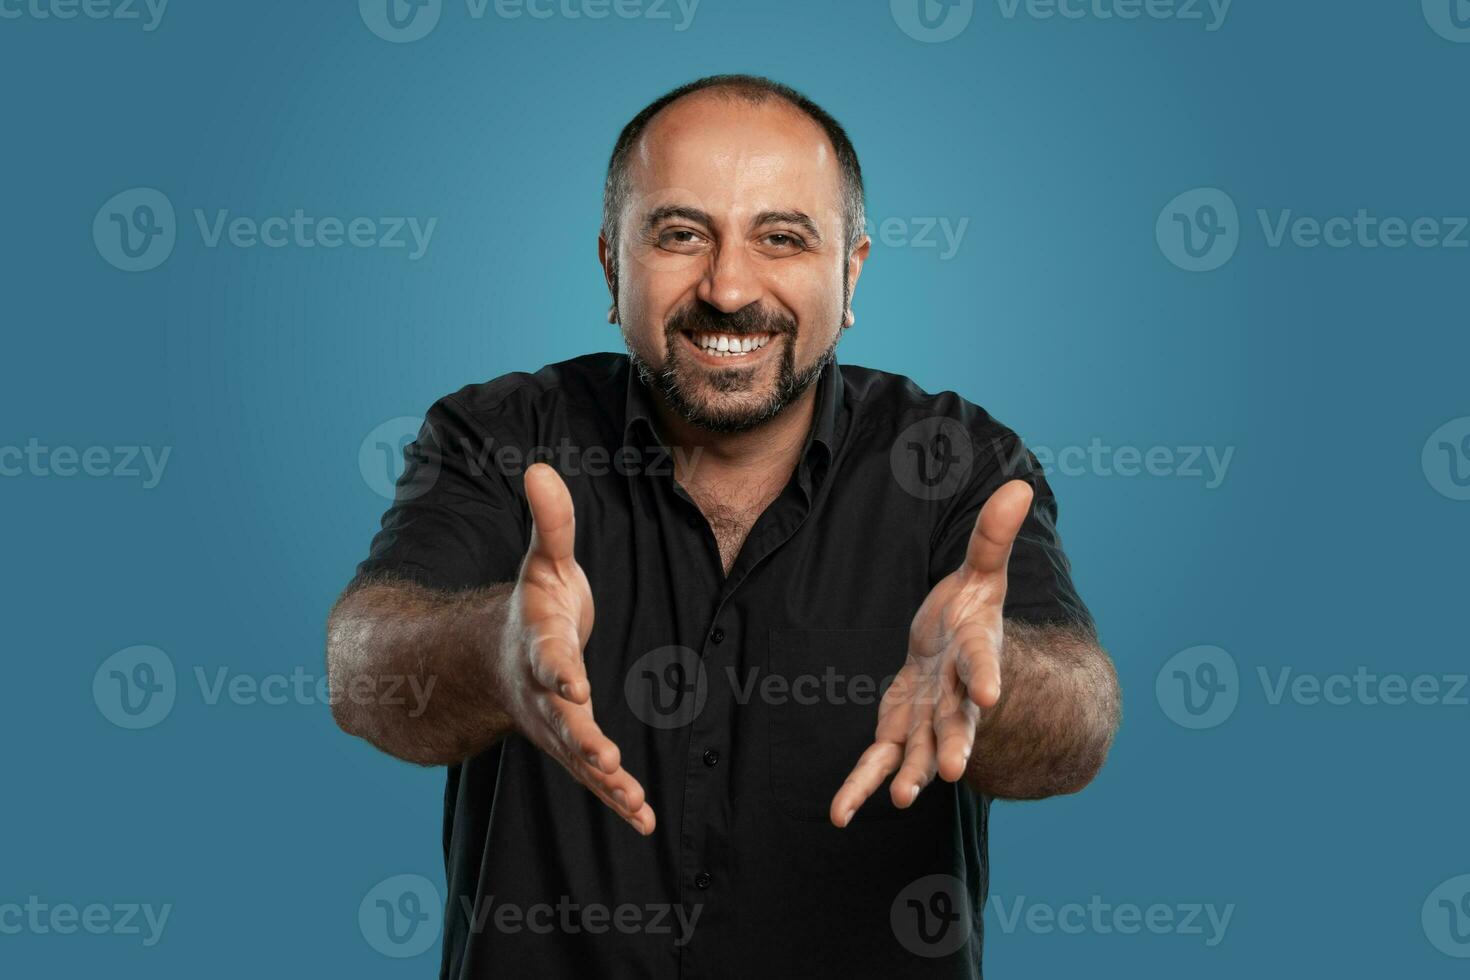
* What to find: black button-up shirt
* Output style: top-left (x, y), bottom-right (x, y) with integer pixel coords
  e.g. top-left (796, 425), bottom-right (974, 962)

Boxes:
top-left (354, 351), bottom-right (1092, 979)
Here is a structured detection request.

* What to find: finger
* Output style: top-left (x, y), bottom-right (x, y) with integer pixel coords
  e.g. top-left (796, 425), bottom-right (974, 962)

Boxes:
top-left (963, 479), bottom-right (1034, 577)
top-left (890, 705), bottom-right (939, 807)
top-left (934, 688), bottom-right (980, 783)
top-left (953, 623), bottom-right (1003, 710)
top-left (530, 718), bottom-right (653, 833)
top-left (563, 751), bottom-right (656, 835)
top-left (874, 670), bottom-right (920, 743)
top-left (538, 691), bottom-right (622, 775)
top-left (526, 621), bottom-right (593, 705)
top-left (934, 643), bottom-right (981, 781)
top-left (524, 462), bottom-right (577, 563)
top-left (829, 741), bottom-right (903, 828)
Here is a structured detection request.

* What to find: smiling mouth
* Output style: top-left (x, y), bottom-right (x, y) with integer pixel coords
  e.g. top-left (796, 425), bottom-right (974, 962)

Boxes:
top-left (680, 330), bottom-right (778, 360)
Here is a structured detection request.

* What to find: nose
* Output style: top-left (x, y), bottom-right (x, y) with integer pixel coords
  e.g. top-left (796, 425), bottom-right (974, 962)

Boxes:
top-left (696, 244), bottom-right (762, 314)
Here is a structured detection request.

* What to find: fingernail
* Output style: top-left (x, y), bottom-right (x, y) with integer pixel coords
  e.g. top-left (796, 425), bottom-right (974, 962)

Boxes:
top-left (612, 789), bottom-right (628, 809)
top-left (841, 808), bottom-right (854, 827)
top-left (909, 784), bottom-right (920, 803)
top-left (586, 753), bottom-right (601, 770)
top-left (559, 682), bottom-right (574, 699)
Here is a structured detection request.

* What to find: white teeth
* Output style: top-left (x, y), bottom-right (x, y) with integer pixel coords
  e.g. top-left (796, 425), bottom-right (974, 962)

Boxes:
top-left (691, 332), bottom-right (772, 356)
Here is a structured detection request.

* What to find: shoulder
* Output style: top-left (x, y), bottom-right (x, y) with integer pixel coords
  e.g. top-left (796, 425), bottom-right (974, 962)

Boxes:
top-left (839, 362), bottom-right (1023, 452)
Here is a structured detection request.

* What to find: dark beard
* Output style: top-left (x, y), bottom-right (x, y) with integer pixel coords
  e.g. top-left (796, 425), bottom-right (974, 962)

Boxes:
top-left (629, 301), bottom-right (838, 434)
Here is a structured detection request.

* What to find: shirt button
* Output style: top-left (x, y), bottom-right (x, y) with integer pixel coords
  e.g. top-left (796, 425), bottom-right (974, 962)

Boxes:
top-left (695, 871), bottom-right (713, 890)
top-left (702, 748), bottom-right (720, 767)
top-left (710, 627), bottom-right (725, 644)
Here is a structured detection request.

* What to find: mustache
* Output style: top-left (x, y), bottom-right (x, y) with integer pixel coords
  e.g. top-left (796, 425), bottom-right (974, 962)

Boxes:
top-left (666, 302), bottom-right (796, 338)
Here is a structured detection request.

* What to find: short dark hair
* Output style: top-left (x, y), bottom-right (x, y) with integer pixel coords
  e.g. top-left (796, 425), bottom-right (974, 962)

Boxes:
top-left (601, 74), bottom-right (867, 267)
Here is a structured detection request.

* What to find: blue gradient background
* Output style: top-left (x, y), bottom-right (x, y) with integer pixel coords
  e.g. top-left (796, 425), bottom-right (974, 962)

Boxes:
top-left (3, 0), bottom-right (1468, 975)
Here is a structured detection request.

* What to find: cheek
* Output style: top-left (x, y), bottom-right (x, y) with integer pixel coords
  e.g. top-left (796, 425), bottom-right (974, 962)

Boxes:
top-left (777, 274), bottom-right (846, 347)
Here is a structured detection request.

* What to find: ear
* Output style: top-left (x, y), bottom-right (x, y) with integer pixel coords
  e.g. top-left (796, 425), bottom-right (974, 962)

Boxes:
top-left (597, 232), bottom-right (619, 324)
top-left (843, 234), bottom-right (872, 328)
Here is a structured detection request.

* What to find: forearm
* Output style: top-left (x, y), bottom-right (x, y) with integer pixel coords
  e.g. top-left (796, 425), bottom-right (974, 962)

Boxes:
top-left (964, 620), bottom-right (1120, 800)
top-left (326, 576), bottom-right (516, 765)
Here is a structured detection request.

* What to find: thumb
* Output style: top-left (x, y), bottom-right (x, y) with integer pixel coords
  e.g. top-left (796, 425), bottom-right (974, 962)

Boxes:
top-left (963, 479), bottom-right (1034, 576)
top-left (525, 462), bottom-right (577, 563)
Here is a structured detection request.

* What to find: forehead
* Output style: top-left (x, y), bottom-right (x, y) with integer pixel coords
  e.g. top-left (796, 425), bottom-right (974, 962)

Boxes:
top-left (627, 94), bottom-right (842, 220)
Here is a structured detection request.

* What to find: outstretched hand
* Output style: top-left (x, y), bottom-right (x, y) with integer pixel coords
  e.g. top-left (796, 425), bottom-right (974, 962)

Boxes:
top-left (830, 480), bottom-right (1034, 827)
top-left (496, 462), bottom-right (655, 835)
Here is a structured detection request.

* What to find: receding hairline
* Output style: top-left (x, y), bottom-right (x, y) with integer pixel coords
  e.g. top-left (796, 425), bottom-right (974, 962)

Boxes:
top-left (602, 75), bottom-right (867, 257)
top-left (632, 85), bottom-right (837, 161)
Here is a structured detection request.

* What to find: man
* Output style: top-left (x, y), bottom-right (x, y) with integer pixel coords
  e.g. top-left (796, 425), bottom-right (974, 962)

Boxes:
top-left (328, 74), bottom-right (1120, 978)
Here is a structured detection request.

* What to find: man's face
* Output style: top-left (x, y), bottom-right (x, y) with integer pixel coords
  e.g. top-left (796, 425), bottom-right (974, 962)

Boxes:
top-left (603, 95), bottom-right (869, 433)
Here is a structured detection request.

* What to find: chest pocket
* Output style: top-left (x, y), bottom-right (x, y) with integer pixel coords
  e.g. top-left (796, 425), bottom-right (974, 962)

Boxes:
top-left (767, 626), bottom-right (914, 822)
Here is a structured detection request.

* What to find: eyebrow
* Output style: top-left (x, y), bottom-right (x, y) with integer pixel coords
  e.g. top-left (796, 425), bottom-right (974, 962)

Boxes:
top-left (641, 205), bottom-right (826, 246)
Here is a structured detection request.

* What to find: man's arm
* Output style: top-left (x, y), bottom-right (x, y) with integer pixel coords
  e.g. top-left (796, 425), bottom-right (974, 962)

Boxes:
top-left (328, 463), bottom-right (656, 835)
top-left (326, 577), bottom-right (515, 766)
top-left (963, 619), bottom-right (1120, 800)
top-left (831, 480), bottom-right (1119, 826)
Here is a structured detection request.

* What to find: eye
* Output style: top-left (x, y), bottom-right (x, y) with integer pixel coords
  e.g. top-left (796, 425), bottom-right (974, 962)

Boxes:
top-left (761, 232), bottom-right (806, 252)
top-left (658, 228), bottom-right (707, 252)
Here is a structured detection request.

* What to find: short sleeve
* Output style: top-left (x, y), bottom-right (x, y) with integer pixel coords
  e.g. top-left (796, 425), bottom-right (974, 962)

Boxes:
top-left (928, 430), bottom-right (1094, 633)
top-left (353, 394), bottom-right (529, 592)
